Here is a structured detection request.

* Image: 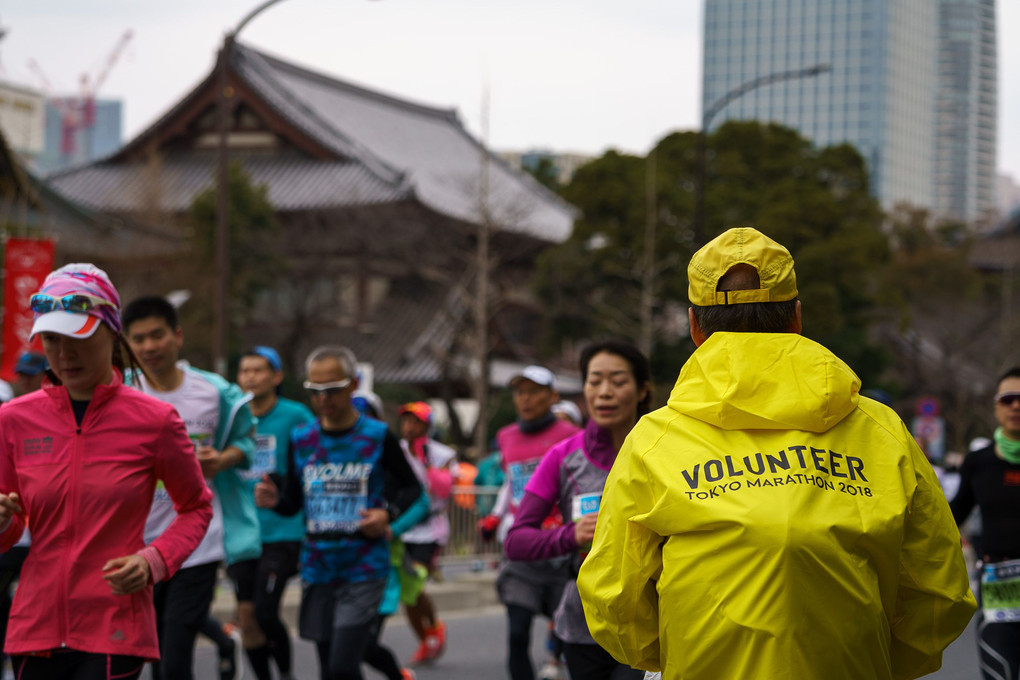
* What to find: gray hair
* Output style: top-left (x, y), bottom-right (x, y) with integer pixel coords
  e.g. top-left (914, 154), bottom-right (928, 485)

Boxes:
top-left (304, 345), bottom-right (358, 379)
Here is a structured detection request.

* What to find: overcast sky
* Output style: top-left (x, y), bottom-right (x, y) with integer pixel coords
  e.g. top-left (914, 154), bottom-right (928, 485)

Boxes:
top-left (2, 0), bottom-right (1018, 184)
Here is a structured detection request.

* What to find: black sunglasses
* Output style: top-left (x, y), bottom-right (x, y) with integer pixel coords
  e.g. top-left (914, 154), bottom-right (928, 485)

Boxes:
top-left (995, 392), bottom-right (1020, 407)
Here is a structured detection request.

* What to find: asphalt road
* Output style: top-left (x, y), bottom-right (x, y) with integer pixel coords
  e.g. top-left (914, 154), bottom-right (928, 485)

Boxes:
top-left (141, 605), bottom-right (554, 680)
top-left (141, 605), bottom-right (981, 680)
top-left (926, 615), bottom-right (979, 680)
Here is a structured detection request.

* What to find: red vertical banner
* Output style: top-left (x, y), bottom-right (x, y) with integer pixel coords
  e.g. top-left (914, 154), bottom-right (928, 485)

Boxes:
top-left (2, 237), bottom-right (55, 381)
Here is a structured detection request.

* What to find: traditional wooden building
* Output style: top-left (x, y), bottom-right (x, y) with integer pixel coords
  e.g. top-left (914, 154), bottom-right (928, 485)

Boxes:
top-left (47, 43), bottom-right (578, 396)
top-left (2, 124), bottom-right (173, 266)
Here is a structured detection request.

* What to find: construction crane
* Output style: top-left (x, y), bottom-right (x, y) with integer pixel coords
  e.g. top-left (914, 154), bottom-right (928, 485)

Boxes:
top-left (79, 29), bottom-right (133, 133)
top-left (27, 29), bottom-right (133, 163)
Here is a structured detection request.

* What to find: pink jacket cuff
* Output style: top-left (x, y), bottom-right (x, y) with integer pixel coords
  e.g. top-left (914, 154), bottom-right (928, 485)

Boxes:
top-left (138, 546), bottom-right (169, 584)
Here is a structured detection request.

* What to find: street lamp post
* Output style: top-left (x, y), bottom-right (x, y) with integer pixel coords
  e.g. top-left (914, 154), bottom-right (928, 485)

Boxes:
top-left (214, 0), bottom-right (289, 376)
top-left (693, 63), bottom-right (831, 246)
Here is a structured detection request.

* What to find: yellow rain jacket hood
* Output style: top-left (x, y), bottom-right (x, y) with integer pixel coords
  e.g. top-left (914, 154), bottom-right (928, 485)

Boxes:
top-left (578, 332), bottom-right (975, 680)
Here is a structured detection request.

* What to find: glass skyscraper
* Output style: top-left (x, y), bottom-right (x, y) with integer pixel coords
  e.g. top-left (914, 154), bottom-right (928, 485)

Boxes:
top-left (933, 0), bottom-right (997, 222)
top-left (702, 0), bottom-right (996, 222)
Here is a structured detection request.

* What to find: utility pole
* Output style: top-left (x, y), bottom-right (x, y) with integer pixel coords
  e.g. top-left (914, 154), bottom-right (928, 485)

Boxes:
top-left (214, 0), bottom-right (289, 376)
top-left (639, 148), bottom-right (656, 357)
top-left (473, 80), bottom-right (492, 459)
top-left (214, 36), bottom-right (231, 377)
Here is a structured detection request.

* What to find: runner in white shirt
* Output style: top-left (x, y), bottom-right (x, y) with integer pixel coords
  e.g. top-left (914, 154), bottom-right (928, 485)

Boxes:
top-left (123, 296), bottom-right (259, 680)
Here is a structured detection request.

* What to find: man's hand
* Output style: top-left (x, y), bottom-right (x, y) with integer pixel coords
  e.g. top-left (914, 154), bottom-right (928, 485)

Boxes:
top-left (359, 508), bottom-right (390, 538)
top-left (0, 492), bottom-right (23, 527)
top-left (195, 445), bottom-right (225, 479)
top-left (574, 513), bottom-right (598, 547)
top-left (102, 554), bottom-right (151, 595)
top-left (254, 475), bottom-right (279, 508)
top-left (196, 446), bottom-right (243, 479)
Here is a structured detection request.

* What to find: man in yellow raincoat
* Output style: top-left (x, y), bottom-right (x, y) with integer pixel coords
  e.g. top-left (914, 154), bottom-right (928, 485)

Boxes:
top-left (577, 227), bottom-right (976, 680)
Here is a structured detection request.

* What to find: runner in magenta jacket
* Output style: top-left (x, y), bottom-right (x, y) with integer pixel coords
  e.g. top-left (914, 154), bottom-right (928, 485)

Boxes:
top-left (0, 263), bottom-right (212, 679)
top-left (505, 341), bottom-right (652, 680)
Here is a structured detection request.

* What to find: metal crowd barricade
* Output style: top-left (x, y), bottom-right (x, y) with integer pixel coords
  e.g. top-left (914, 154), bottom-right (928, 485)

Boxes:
top-left (439, 485), bottom-right (504, 567)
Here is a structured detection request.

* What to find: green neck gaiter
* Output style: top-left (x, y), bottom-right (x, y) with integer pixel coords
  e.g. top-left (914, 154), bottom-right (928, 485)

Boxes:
top-left (993, 427), bottom-right (1020, 465)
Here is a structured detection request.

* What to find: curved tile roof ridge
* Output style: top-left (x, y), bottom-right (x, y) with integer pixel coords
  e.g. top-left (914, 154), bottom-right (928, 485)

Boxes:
top-left (240, 43), bottom-right (577, 224)
top-left (233, 42), bottom-right (411, 192)
top-left (244, 42), bottom-right (461, 124)
top-left (98, 44), bottom-right (409, 202)
top-left (105, 68), bottom-right (213, 163)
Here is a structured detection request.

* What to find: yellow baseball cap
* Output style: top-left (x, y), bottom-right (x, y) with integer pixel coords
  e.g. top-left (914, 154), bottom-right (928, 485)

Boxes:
top-left (687, 227), bottom-right (798, 306)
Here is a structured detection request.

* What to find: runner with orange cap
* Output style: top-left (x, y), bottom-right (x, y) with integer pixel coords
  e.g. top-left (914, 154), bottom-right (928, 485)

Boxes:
top-left (396, 402), bottom-right (458, 665)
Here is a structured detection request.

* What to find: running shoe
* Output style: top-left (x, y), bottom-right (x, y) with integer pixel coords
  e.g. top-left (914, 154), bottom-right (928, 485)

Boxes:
top-left (219, 624), bottom-right (244, 680)
top-left (218, 635), bottom-right (237, 680)
top-left (426, 620), bottom-right (447, 659)
top-left (400, 669), bottom-right (417, 680)
top-left (538, 660), bottom-right (564, 680)
top-left (410, 620), bottom-right (447, 665)
top-left (409, 640), bottom-right (434, 666)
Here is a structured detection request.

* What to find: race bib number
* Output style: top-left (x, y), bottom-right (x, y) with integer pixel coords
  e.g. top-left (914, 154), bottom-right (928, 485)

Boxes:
top-left (153, 479), bottom-right (171, 504)
top-left (981, 559), bottom-right (1020, 622)
top-left (305, 479), bottom-right (368, 533)
top-left (190, 434), bottom-right (213, 449)
top-left (240, 434), bottom-right (277, 482)
top-left (508, 460), bottom-right (540, 505)
top-left (571, 492), bottom-right (602, 521)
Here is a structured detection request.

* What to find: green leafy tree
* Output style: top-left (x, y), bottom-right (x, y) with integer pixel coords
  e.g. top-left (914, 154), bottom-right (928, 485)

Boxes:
top-left (877, 205), bottom-right (1004, 447)
top-left (185, 162), bottom-right (285, 365)
top-left (524, 156), bottom-right (562, 193)
top-left (534, 149), bottom-right (645, 341)
top-left (535, 121), bottom-right (888, 383)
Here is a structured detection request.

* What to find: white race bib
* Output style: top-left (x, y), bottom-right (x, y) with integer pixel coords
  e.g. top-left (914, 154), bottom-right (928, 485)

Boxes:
top-left (981, 558), bottom-right (1020, 622)
top-left (508, 460), bottom-right (540, 505)
top-left (571, 492), bottom-right (602, 521)
top-left (305, 478), bottom-right (368, 533)
top-left (240, 434), bottom-right (277, 482)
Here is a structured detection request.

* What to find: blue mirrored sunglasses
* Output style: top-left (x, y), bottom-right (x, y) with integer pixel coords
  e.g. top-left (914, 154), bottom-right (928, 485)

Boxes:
top-left (30, 293), bottom-right (115, 315)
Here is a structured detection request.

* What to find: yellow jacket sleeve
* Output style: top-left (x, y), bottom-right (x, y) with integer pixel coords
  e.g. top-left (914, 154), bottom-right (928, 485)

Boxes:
top-left (890, 431), bottom-right (976, 680)
top-left (577, 437), bottom-right (664, 672)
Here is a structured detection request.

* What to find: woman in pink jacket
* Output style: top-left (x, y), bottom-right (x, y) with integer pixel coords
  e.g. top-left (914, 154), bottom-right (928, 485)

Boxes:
top-left (0, 264), bottom-right (212, 680)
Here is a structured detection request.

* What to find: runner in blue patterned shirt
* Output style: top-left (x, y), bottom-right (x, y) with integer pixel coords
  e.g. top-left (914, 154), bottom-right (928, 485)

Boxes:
top-left (255, 345), bottom-right (421, 680)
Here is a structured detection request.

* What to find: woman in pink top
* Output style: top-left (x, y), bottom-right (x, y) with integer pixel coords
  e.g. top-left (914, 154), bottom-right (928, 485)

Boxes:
top-left (0, 264), bottom-right (212, 680)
